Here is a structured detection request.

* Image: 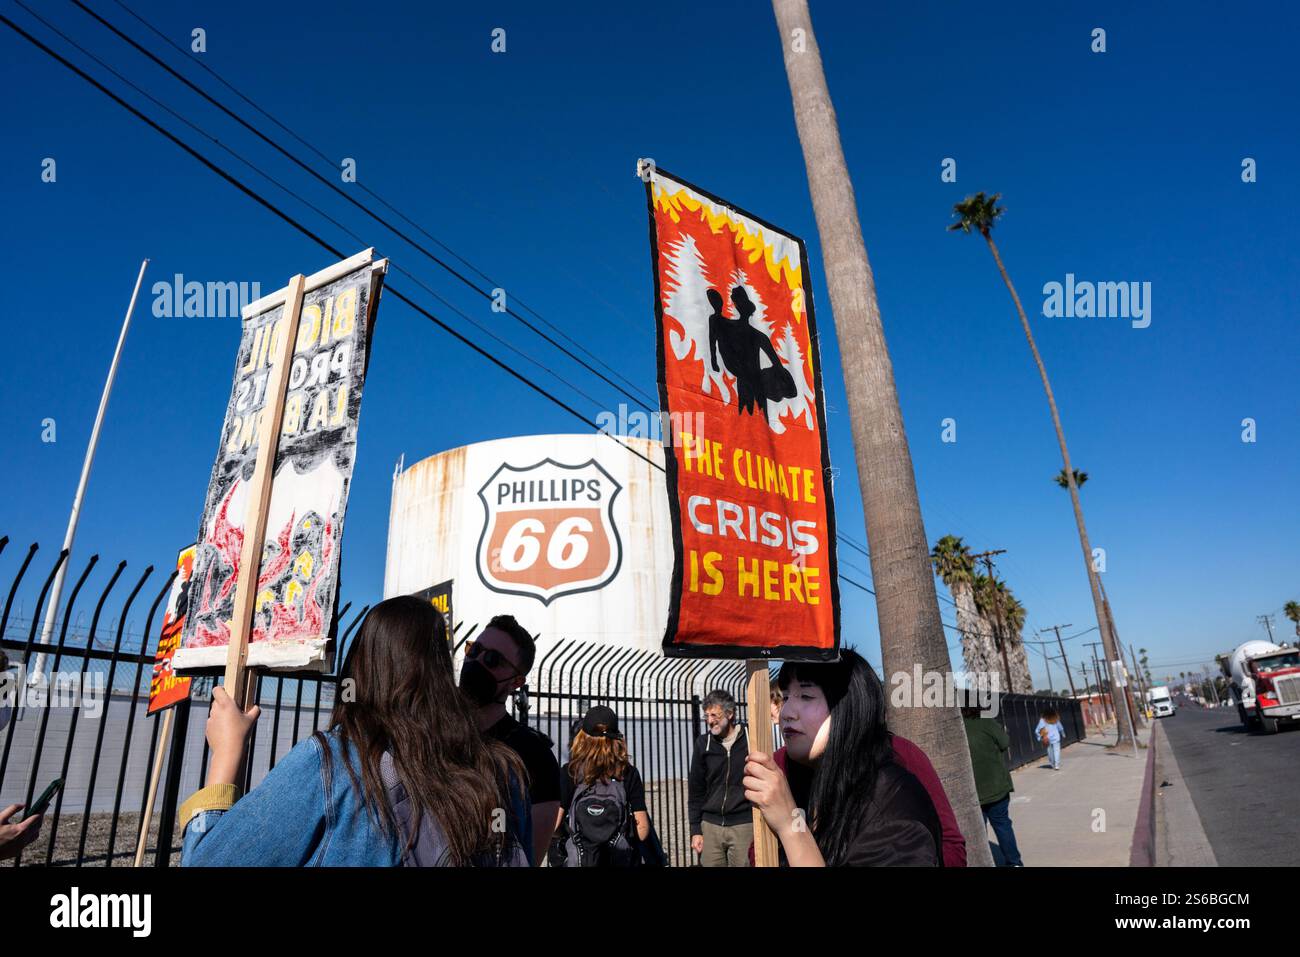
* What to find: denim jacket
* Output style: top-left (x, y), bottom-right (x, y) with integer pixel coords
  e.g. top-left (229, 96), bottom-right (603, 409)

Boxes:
top-left (181, 730), bottom-right (533, 866)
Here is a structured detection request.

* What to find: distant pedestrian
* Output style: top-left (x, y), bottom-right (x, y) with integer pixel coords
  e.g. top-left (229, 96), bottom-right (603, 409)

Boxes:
top-left (555, 705), bottom-right (649, 867)
top-left (688, 689), bottom-right (753, 866)
top-left (1035, 708), bottom-right (1065, 770)
top-left (961, 705), bottom-right (1023, 867)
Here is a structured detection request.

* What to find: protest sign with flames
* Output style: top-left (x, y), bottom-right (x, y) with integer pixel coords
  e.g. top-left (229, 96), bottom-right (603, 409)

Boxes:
top-left (147, 545), bottom-right (196, 714)
top-left (175, 251), bottom-right (387, 673)
top-left (646, 168), bottom-right (839, 660)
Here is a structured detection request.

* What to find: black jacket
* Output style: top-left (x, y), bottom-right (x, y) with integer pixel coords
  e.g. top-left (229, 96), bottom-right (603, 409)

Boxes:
top-left (783, 756), bottom-right (942, 866)
top-left (688, 727), bottom-right (752, 835)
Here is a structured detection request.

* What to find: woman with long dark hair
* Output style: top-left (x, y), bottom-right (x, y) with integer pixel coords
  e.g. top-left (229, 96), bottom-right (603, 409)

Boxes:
top-left (180, 595), bottom-right (531, 866)
top-left (743, 650), bottom-right (942, 866)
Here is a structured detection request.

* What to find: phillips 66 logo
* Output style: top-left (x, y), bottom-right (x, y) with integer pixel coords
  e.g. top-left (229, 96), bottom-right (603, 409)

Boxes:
top-left (476, 459), bottom-right (624, 605)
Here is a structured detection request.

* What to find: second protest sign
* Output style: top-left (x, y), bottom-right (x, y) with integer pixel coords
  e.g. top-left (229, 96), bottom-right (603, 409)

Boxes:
top-left (645, 168), bottom-right (839, 661)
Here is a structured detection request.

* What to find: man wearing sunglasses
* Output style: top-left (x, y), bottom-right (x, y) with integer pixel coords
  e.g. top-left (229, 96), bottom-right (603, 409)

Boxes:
top-left (459, 614), bottom-right (561, 865)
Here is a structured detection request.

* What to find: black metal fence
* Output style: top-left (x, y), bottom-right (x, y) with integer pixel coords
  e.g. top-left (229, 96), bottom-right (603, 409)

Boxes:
top-left (0, 536), bottom-right (372, 867)
top-left (504, 639), bottom-right (754, 868)
top-left (993, 692), bottom-right (1086, 769)
top-left (1, 535), bottom-right (1085, 868)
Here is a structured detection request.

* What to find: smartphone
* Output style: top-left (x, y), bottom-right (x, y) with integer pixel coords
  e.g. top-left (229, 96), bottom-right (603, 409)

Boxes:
top-left (22, 778), bottom-right (63, 821)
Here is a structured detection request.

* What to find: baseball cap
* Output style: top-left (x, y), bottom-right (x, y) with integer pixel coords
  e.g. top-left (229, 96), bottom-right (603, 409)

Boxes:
top-left (580, 705), bottom-right (621, 738)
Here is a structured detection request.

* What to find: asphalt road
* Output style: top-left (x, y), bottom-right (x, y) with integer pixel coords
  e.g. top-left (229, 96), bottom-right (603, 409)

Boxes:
top-left (1157, 703), bottom-right (1300, 866)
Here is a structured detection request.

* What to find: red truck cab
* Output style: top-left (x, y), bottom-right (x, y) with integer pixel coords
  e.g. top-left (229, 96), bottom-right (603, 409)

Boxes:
top-left (1248, 649), bottom-right (1300, 734)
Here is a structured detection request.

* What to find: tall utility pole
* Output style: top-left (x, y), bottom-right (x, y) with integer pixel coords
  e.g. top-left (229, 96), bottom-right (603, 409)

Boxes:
top-left (1085, 642), bottom-right (1112, 721)
top-left (1128, 647), bottom-right (1149, 712)
top-left (1044, 624), bottom-right (1077, 698)
top-left (29, 260), bottom-right (149, 685)
top-left (1098, 581), bottom-right (1144, 730)
top-left (769, 0), bottom-right (991, 865)
top-left (1022, 638), bottom-right (1054, 693)
top-left (1127, 643), bottom-right (1147, 710)
top-left (1258, 615), bottom-right (1276, 643)
top-left (1078, 662), bottom-right (1093, 725)
top-left (1086, 638), bottom-right (1137, 752)
top-left (970, 549), bottom-right (1012, 692)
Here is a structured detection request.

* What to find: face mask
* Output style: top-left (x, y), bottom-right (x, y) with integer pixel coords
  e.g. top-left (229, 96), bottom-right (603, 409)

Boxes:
top-left (459, 659), bottom-right (502, 706)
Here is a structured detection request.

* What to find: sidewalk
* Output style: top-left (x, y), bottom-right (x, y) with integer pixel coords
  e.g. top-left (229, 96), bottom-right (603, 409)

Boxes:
top-left (997, 721), bottom-right (1152, 866)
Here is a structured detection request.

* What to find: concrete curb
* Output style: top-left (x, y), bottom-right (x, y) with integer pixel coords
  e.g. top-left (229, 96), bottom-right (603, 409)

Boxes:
top-left (1128, 720), bottom-right (1158, 866)
top-left (1150, 717), bottom-right (1219, 866)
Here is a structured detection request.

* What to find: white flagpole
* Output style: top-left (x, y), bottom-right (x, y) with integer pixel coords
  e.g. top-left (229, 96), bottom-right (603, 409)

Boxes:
top-left (28, 259), bottom-right (150, 687)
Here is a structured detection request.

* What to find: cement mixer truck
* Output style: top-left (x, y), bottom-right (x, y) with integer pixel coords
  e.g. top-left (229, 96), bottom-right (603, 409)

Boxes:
top-left (1218, 640), bottom-right (1300, 734)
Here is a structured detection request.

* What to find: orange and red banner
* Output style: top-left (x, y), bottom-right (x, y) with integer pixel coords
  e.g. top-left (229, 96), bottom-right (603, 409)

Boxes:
top-left (646, 168), bottom-right (839, 660)
top-left (148, 545), bottom-right (196, 714)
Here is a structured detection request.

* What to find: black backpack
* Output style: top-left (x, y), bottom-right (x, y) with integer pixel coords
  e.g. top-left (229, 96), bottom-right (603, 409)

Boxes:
top-left (564, 777), bottom-right (635, 867)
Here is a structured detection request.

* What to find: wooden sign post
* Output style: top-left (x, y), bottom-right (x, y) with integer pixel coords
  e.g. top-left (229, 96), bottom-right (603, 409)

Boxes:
top-left (134, 707), bottom-right (174, 867)
top-left (223, 273), bottom-right (307, 712)
top-left (746, 659), bottom-right (780, 867)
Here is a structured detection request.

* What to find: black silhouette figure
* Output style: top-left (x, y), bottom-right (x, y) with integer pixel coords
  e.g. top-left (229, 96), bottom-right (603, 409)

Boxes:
top-left (708, 286), bottom-right (797, 420)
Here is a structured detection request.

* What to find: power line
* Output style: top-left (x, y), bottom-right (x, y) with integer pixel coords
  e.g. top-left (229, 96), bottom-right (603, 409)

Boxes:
top-left (14, 5), bottom-right (1043, 644)
top-left (840, 533), bottom-right (964, 611)
top-left (6, 11), bottom-right (900, 635)
top-left (837, 574), bottom-right (874, 596)
top-left (0, 12), bottom-right (666, 478)
top-left (106, 0), bottom-right (1084, 639)
top-left (104, 0), bottom-right (654, 410)
top-left (8, 1), bottom-right (622, 422)
top-left (84, 0), bottom-right (996, 625)
top-left (68, 0), bottom-right (660, 414)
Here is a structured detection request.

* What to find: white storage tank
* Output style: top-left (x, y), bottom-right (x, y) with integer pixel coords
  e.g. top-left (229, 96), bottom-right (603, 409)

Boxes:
top-left (383, 434), bottom-right (674, 679)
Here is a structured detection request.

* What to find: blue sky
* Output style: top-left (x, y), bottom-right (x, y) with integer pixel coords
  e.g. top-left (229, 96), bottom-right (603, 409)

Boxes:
top-left (1, 0), bottom-right (1295, 689)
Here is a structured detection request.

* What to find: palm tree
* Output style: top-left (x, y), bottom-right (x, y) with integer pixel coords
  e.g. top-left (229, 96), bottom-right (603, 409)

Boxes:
top-left (931, 536), bottom-right (994, 681)
top-left (773, 0), bottom-right (992, 865)
top-left (1053, 468), bottom-right (1089, 489)
top-left (1048, 463), bottom-right (1145, 724)
top-left (951, 192), bottom-right (1137, 748)
top-left (971, 575), bottom-right (1033, 694)
top-left (1284, 601), bottom-right (1300, 638)
top-left (1000, 591), bottom-right (1034, 694)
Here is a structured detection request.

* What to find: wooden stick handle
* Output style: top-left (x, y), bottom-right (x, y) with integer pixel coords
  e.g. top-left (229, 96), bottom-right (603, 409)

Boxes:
top-left (746, 659), bottom-right (780, 867)
top-left (134, 707), bottom-right (174, 867)
top-left (223, 274), bottom-right (306, 709)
